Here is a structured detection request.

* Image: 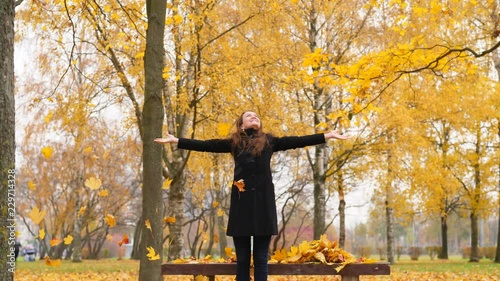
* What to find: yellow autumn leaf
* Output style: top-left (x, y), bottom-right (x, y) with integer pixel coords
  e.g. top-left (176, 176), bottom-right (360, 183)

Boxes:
top-left (234, 179), bottom-right (245, 192)
top-left (85, 177), bottom-right (102, 190)
top-left (63, 235), bottom-right (73, 245)
top-left (224, 247), bottom-right (233, 258)
top-left (50, 237), bottom-right (62, 247)
top-left (271, 249), bottom-right (287, 262)
top-left (163, 216), bottom-right (176, 224)
top-left (28, 180), bottom-right (37, 190)
top-left (28, 206), bottom-right (47, 225)
top-left (41, 146), bottom-right (54, 159)
top-left (39, 229), bottom-right (45, 240)
top-left (162, 178), bottom-right (173, 190)
top-left (44, 110), bottom-right (54, 123)
top-left (212, 201), bottom-right (219, 208)
top-left (195, 275), bottom-right (207, 281)
top-left (82, 146), bottom-right (92, 154)
top-left (45, 257), bottom-right (61, 267)
top-left (104, 214), bottom-right (116, 227)
top-left (106, 234), bottom-right (113, 242)
top-left (145, 219), bottom-right (152, 232)
top-left (216, 208), bottom-right (224, 217)
top-left (146, 246), bottom-right (160, 261)
top-left (98, 189), bottom-right (109, 197)
top-left (77, 206), bottom-right (87, 217)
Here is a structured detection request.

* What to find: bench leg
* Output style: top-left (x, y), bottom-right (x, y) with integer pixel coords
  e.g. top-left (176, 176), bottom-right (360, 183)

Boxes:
top-left (341, 276), bottom-right (359, 281)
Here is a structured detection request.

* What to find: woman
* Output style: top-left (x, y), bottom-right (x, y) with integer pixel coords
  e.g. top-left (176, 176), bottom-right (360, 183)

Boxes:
top-left (154, 111), bottom-right (349, 281)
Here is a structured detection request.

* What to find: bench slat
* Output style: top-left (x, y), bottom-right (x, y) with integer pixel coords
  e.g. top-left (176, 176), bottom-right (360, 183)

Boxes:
top-left (161, 262), bottom-right (390, 276)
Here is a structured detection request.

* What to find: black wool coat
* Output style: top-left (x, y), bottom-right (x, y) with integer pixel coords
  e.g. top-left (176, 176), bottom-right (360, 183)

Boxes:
top-left (177, 133), bottom-right (326, 237)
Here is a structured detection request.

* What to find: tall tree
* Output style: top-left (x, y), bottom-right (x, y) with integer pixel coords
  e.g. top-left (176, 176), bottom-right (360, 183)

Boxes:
top-left (139, 0), bottom-right (166, 280)
top-left (0, 0), bottom-right (17, 280)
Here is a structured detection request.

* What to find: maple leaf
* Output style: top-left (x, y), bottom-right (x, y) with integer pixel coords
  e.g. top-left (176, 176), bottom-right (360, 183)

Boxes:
top-left (234, 179), bottom-right (245, 192)
top-left (28, 180), bottom-right (37, 190)
top-left (104, 214), bottom-right (116, 227)
top-left (146, 246), bottom-right (160, 261)
top-left (63, 235), bottom-right (73, 245)
top-left (38, 229), bottom-right (45, 240)
top-left (162, 178), bottom-right (173, 190)
top-left (50, 237), bottom-right (62, 247)
top-left (85, 177), bottom-right (102, 190)
top-left (45, 257), bottom-right (61, 267)
top-left (270, 249), bottom-right (287, 262)
top-left (77, 206), bottom-right (87, 217)
top-left (163, 216), bottom-right (176, 224)
top-left (118, 234), bottom-right (129, 246)
top-left (28, 206), bottom-right (47, 225)
top-left (41, 146), bottom-right (54, 159)
top-left (99, 189), bottom-right (109, 197)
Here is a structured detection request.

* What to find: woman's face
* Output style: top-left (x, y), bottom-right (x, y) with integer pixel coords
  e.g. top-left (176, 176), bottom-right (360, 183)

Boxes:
top-left (241, 111), bottom-right (261, 130)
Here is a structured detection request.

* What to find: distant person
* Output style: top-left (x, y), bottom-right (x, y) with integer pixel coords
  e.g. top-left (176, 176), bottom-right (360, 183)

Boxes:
top-left (14, 241), bottom-right (21, 261)
top-left (155, 110), bottom-right (349, 281)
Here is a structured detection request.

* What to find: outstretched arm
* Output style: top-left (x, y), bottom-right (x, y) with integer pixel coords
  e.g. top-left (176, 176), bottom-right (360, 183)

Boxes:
top-left (324, 130), bottom-right (349, 140)
top-left (154, 133), bottom-right (179, 144)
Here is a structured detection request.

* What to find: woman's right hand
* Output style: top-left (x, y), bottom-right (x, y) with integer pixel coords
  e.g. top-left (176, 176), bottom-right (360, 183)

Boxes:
top-left (154, 133), bottom-right (179, 144)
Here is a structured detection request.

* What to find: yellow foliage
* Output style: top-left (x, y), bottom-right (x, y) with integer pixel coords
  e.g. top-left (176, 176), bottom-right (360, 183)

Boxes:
top-left (41, 146), bottom-right (54, 159)
top-left (85, 177), bottom-right (102, 190)
top-left (28, 206), bottom-right (47, 225)
top-left (103, 214), bottom-right (116, 227)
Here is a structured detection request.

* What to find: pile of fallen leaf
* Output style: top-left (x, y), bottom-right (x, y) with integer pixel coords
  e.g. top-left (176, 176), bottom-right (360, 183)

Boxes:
top-left (269, 234), bottom-right (375, 272)
top-left (171, 235), bottom-right (374, 273)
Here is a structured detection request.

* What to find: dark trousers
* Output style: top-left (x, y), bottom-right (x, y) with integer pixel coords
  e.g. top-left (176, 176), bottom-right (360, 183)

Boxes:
top-left (233, 235), bottom-right (272, 281)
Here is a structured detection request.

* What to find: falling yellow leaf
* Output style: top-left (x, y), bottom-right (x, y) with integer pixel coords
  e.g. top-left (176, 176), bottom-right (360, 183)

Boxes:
top-left (39, 229), bottom-right (46, 240)
top-left (41, 146), bottom-right (54, 159)
top-left (28, 206), bottom-right (47, 225)
top-left (145, 219), bottom-right (152, 232)
top-left (50, 237), bottom-right (62, 247)
top-left (162, 178), bottom-right (173, 190)
top-left (45, 257), bottom-right (61, 267)
top-left (82, 146), bottom-right (93, 155)
top-left (98, 189), bottom-right (109, 197)
top-left (85, 177), bottom-right (102, 190)
top-left (212, 201), bottom-right (219, 208)
top-left (146, 246), bottom-right (160, 261)
top-left (28, 180), bottom-right (37, 190)
top-left (217, 208), bottom-right (224, 217)
top-left (163, 216), bottom-right (176, 224)
top-left (106, 234), bottom-right (113, 242)
top-left (77, 206), bottom-right (87, 217)
top-left (63, 235), bottom-right (73, 245)
top-left (104, 214), bottom-right (116, 227)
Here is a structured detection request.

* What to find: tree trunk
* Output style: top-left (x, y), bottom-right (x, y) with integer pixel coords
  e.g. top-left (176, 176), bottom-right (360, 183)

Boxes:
top-left (338, 196), bottom-right (346, 249)
top-left (72, 206), bottom-right (83, 262)
top-left (469, 212), bottom-right (480, 262)
top-left (139, 0), bottom-right (166, 280)
top-left (491, 47), bottom-right (500, 264)
top-left (0, 0), bottom-right (15, 279)
top-left (131, 216), bottom-right (144, 260)
top-left (167, 179), bottom-right (185, 260)
top-left (438, 215), bottom-right (449, 259)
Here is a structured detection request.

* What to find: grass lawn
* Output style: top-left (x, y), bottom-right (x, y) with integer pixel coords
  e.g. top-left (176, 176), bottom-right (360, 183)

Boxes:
top-left (14, 256), bottom-right (500, 281)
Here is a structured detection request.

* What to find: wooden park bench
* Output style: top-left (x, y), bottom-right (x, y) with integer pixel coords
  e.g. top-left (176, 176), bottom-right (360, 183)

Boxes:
top-left (161, 262), bottom-right (390, 281)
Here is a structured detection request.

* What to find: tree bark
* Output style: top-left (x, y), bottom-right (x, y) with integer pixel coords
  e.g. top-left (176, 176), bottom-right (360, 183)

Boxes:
top-left (0, 0), bottom-right (16, 279)
top-left (139, 0), bottom-right (166, 280)
top-left (469, 212), bottom-right (480, 262)
top-left (438, 216), bottom-right (449, 259)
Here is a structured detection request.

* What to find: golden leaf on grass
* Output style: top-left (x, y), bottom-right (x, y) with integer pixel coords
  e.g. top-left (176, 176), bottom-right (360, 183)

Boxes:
top-left (162, 178), bottom-right (173, 190)
top-left (85, 177), bottom-right (102, 190)
top-left (28, 180), bottom-right (37, 190)
top-left (98, 189), bottom-right (109, 197)
top-left (45, 257), bottom-right (61, 267)
top-left (234, 179), bottom-right (245, 192)
top-left (64, 235), bottom-right (73, 245)
top-left (28, 206), bottom-right (47, 225)
top-left (38, 229), bottom-right (45, 240)
top-left (104, 214), bottom-right (116, 227)
top-left (163, 216), bottom-right (176, 224)
top-left (118, 234), bottom-right (129, 246)
top-left (41, 146), bottom-right (54, 159)
top-left (146, 246), bottom-right (160, 261)
top-left (50, 237), bottom-right (62, 247)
